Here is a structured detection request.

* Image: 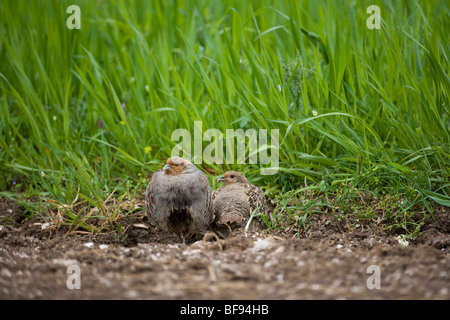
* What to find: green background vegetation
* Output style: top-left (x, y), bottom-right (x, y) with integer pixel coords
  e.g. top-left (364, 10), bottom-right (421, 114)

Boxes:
top-left (0, 0), bottom-right (449, 235)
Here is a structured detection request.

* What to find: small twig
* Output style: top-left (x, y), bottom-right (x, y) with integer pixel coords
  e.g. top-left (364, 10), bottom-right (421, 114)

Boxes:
top-left (71, 185), bottom-right (81, 210)
top-left (244, 204), bottom-right (260, 234)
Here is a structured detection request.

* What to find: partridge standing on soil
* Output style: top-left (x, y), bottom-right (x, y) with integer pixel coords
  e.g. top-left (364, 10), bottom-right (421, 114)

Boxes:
top-left (212, 171), bottom-right (267, 231)
top-left (145, 157), bottom-right (214, 244)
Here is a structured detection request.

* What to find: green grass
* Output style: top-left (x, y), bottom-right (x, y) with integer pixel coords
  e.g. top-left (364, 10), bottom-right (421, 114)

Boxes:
top-left (0, 0), bottom-right (449, 235)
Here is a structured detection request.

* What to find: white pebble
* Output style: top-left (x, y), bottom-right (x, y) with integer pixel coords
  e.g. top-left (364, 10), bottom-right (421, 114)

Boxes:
top-left (84, 242), bottom-right (94, 248)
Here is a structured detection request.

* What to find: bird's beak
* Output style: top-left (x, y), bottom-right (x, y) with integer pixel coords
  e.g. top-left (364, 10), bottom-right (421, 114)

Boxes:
top-left (163, 164), bottom-right (171, 171)
top-left (218, 177), bottom-right (225, 182)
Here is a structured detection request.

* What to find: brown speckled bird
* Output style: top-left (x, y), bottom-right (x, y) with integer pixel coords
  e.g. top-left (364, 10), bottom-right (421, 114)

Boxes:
top-left (145, 157), bottom-right (213, 244)
top-left (212, 171), bottom-right (267, 231)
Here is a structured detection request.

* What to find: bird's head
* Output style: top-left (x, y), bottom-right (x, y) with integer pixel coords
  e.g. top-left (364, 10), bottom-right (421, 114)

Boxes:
top-left (163, 157), bottom-right (192, 175)
top-left (217, 171), bottom-right (249, 185)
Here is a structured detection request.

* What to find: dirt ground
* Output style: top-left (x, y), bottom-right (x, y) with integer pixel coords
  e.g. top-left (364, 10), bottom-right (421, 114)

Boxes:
top-left (0, 197), bottom-right (449, 300)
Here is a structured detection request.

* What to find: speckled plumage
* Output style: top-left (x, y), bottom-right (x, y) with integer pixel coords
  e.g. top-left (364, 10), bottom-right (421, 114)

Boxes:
top-left (212, 171), bottom-right (267, 231)
top-left (145, 157), bottom-right (213, 243)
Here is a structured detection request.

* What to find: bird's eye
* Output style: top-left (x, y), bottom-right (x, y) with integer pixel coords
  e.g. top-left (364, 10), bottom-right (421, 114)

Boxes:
top-left (230, 174), bottom-right (235, 178)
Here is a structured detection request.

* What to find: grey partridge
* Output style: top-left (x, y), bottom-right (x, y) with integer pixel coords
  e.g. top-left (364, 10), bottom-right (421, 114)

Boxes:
top-left (145, 157), bottom-right (213, 244)
top-left (212, 171), bottom-right (267, 232)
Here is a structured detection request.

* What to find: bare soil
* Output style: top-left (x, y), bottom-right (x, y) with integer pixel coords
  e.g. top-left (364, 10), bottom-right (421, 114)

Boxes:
top-left (0, 197), bottom-right (448, 299)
